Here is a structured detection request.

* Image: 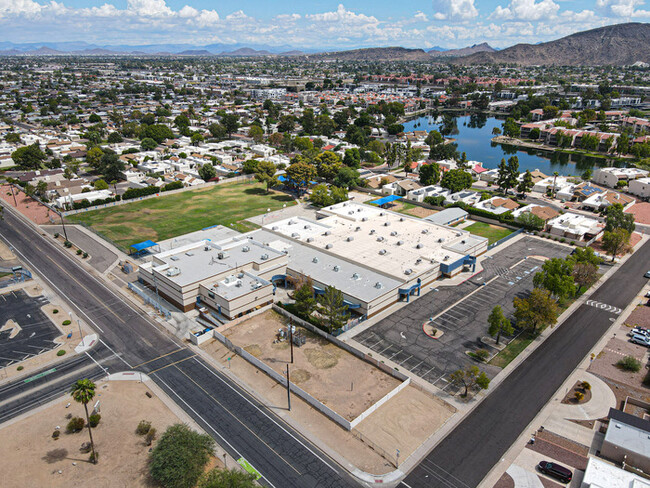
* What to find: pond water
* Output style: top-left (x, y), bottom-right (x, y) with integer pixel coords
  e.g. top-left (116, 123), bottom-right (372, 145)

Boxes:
top-left (402, 113), bottom-right (624, 177)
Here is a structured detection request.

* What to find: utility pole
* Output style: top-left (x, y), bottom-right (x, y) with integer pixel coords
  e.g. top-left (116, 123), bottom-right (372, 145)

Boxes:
top-left (59, 211), bottom-right (68, 241)
top-left (289, 324), bottom-right (294, 364)
top-left (10, 184), bottom-right (17, 207)
top-left (286, 364), bottom-right (291, 411)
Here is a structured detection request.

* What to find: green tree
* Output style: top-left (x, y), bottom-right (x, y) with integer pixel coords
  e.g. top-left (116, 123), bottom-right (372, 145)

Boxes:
top-left (315, 151), bottom-right (342, 182)
top-left (197, 468), bottom-right (256, 488)
top-left (93, 179), bottom-right (109, 190)
top-left (343, 148), bottom-right (361, 169)
top-left (11, 142), bottom-right (45, 170)
top-left (86, 146), bottom-right (104, 169)
top-left (440, 169), bottom-right (472, 193)
top-left (516, 212), bottom-right (545, 231)
top-left (502, 118), bottom-right (520, 137)
top-left (248, 125), bottom-right (264, 143)
top-left (141, 137), bottom-right (158, 151)
top-left (69, 379), bottom-right (98, 463)
top-left (242, 159), bottom-right (260, 174)
top-left (333, 166), bottom-right (362, 189)
top-left (487, 305), bottom-right (513, 345)
top-left (315, 114), bottom-right (336, 137)
top-left (310, 184), bottom-right (334, 207)
top-left (208, 123), bottom-right (227, 140)
top-left (569, 246), bottom-right (602, 267)
top-left (449, 365), bottom-right (490, 397)
top-left (602, 228), bottom-right (631, 262)
top-left (198, 163), bottom-right (217, 182)
top-left (419, 163), bottom-right (441, 186)
top-left (330, 186), bottom-right (348, 204)
top-left (99, 153), bottom-right (125, 182)
top-left (190, 132), bottom-right (204, 146)
top-left (425, 130), bottom-right (444, 147)
top-left (292, 279), bottom-right (316, 318)
top-left (572, 262), bottom-right (598, 294)
top-left (513, 288), bottom-right (559, 333)
top-left (149, 424), bottom-right (215, 488)
top-left (517, 169), bottom-right (533, 196)
top-left (533, 258), bottom-right (576, 300)
top-left (285, 161), bottom-right (316, 194)
top-left (277, 115), bottom-right (295, 133)
top-left (254, 160), bottom-right (277, 193)
top-left (605, 203), bottom-right (635, 234)
top-left (317, 286), bottom-right (349, 334)
top-left (107, 132), bottom-right (123, 143)
top-left (221, 114), bottom-right (239, 137)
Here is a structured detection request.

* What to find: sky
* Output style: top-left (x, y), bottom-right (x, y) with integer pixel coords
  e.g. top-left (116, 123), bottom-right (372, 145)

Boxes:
top-left (0, 0), bottom-right (649, 50)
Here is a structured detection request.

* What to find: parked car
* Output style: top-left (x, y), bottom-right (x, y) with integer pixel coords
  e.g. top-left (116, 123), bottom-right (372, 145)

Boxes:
top-left (645, 270), bottom-right (650, 278)
top-left (630, 334), bottom-right (650, 347)
top-left (630, 327), bottom-right (650, 337)
top-left (538, 461), bottom-right (573, 483)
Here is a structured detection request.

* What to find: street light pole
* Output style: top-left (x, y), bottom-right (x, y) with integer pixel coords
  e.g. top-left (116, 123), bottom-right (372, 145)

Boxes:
top-left (59, 211), bottom-right (68, 241)
top-left (286, 364), bottom-right (291, 411)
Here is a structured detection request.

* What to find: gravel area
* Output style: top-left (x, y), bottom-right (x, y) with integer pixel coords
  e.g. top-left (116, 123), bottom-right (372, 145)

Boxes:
top-left (587, 335), bottom-right (649, 388)
top-left (626, 306), bottom-right (650, 329)
top-left (626, 202), bottom-right (650, 226)
top-left (526, 439), bottom-right (588, 470)
top-left (536, 430), bottom-right (589, 456)
top-left (0, 184), bottom-right (54, 225)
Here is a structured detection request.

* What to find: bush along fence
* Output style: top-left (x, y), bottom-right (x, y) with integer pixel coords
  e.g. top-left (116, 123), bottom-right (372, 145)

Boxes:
top-left (211, 305), bottom-right (410, 433)
top-left (61, 175), bottom-right (253, 216)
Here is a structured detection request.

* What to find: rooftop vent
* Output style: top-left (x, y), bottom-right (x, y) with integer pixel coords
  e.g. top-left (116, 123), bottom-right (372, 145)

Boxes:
top-left (324, 231), bottom-right (331, 236)
top-left (166, 266), bottom-right (181, 277)
top-left (400, 217), bottom-right (405, 222)
top-left (390, 231), bottom-right (397, 236)
top-left (404, 268), bottom-right (412, 275)
top-left (304, 225), bottom-right (311, 229)
top-left (422, 229), bottom-right (429, 234)
top-left (235, 280), bottom-right (243, 287)
top-left (325, 243), bottom-right (333, 249)
top-left (237, 272), bottom-right (244, 278)
top-left (347, 236), bottom-right (354, 242)
top-left (170, 256), bottom-right (179, 261)
top-left (380, 212), bottom-right (385, 216)
top-left (461, 240), bottom-right (466, 245)
top-left (352, 272), bottom-right (360, 280)
top-left (379, 249), bottom-right (387, 255)
top-left (261, 253), bottom-right (269, 260)
top-left (288, 219), bottom-right (296, 225)
top-left (185, 251), bottom-right (194, 257)
top-left (348, 211), bottom-right (355, 215)
top-left (416, 258), bottom-right (422, 265)
top-left (362, 217), bottom-right (368, 222)
top-left (384, 222), bottom-right (391, 227)
top-left (242, 246), bottom-right (250, 252)
top-left (355, 226), bottom-right (361, 232)
top-left (438, 238), bottom-right (445, 243)
top-left (444, 255), bottom-right (450, 261)
top-left (312, 257), bottom-right (319, 263)
top-left (272, 226), bottom-right (279, 231)
top-left (374, 282), bottom-right (383, 289)
top-left (370, 229), bottom-right (376, 235)
top-left (204, 246), bottom-right (210, 251)
top-left (416, 243), bottom-right (423, 249)
top-left (377, 236), bottom-right (385, 242)
top-left (397, 240), bottom-right (404, 246)
top-left (333, 265), bottom-right (340, 272)
top-left (291, 232), bottom-right (300, 238)
top-left (306, 237), bottom-right (314, 243)
top-left (218, 251), bottom-right (229, 260)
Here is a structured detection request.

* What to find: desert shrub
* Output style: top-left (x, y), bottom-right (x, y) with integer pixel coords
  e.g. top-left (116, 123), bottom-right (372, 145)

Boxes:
top-left (89, 414), bottom-right (101, 428)
top-left (82, 252), bottom-right (89, 258)
top-left (574, 391), bottom-right (584, 401)
top-left (617, 355), bottom-right (641, 372)
top-left (62, 320), bottom-right (71, 325)
top-left (52, 430), bottom-right (60, 439)
top-left (64, 240), bottom-right (72, 248)
top-left (136, 420), bottom-right (152, 435)
top-left (146, 427), bottom-right (157, 446)
top-left (54, 232), bottom-right (59, 238)
top-left (17, 366), bottom-right (23, 371)
top-left (88, 451), bottom-right (99, 463)
top-left (475, 349), bottom-right (490, 362)
top-left (581, 381), bottom-right (591, 391)
top-left (66, 416), bottom-right (85, 433)
top-left (76, 249), bottom-right (83, 255)
top-left (57, 350), bottom-right (66, 357)
top-left (53, 309), bottom-right (59, 314)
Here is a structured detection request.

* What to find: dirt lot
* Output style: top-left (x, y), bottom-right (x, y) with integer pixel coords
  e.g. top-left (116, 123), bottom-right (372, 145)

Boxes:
top-left (0, 380), bottom-right (183, 488)
top-left (626, 306), bottom-right (650, 329)
top-left (223, 310), bottom-right (401, 421)
top-left (0, 184), bottom-right (54, 225)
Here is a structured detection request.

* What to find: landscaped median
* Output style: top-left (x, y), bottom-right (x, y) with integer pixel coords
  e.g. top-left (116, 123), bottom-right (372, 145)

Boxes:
top-left (68, 181), bottom-right (295, 251)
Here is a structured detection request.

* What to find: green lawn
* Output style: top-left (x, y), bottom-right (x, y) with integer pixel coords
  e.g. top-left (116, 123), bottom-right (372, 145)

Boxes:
top-left (464, 221), bottom-right (513, 245)
top-left (489, 332), bottom-right (536, 368)
top-left (69, 181), bottom-right (295, 251)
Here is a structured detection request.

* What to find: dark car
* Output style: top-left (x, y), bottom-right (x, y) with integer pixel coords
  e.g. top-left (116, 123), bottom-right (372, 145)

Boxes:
top-left (538, 461), bottom-right (572, 483)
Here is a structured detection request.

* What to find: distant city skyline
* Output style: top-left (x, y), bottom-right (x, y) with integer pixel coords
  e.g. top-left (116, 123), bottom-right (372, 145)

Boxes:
top-left (0, 0), bottom-right (648, 50)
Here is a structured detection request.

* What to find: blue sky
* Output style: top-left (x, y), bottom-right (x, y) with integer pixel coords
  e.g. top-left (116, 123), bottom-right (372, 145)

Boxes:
top-left (0, 1), bottom-right (648, 49)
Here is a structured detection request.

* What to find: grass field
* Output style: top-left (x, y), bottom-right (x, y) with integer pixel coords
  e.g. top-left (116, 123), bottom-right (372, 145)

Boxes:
top-left (464, 221), bottom-right (513, 245)
top-left (69, 181), bottom-right (295, 251)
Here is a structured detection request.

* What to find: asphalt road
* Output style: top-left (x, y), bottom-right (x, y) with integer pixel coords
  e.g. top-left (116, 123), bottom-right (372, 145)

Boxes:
top-left (400, 238), bottom-right (650, 488)
top-left (0, 208), bottom-right (359, 488)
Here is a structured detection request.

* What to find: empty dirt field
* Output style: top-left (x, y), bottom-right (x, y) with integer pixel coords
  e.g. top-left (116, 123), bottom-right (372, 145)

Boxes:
top-left (224, 310), bottom-right (402, 421)
top-left (0, 380), bottom-right (182, 488)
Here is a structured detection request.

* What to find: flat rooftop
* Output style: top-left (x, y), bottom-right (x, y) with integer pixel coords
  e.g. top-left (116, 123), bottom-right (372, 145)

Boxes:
top-left (582, 457), bottom-right (650, 488)
top-left (264, 202), bottom-right (486, 281)
top-left (208, 271), bottom-right (272, 301)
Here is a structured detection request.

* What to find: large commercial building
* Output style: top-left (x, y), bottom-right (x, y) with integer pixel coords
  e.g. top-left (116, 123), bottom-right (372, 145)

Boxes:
top-left (137, 202), bottom-right (488, 320)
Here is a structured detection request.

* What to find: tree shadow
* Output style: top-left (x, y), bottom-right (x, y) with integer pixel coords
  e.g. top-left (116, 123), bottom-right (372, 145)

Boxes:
top-left (243, 187), bottom-right (266, 196)
top-left (42, 448), bottom-right (69, 464)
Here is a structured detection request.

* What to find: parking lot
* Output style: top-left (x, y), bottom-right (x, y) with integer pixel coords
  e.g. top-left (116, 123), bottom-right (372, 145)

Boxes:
top-left (353, 237), bottom-right (570, 391)
top-left (0, 290), bottom-right (61, 368)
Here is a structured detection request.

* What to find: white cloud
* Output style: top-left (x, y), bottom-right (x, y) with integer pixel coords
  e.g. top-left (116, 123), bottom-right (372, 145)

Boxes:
top-left (491, 0), bottom-right (560, 21)
top-left (306, 4), bottom-right (378, 24)
top-left (414, 11), bottom-right (429, 21)
top-left (596, 0), bottom-right (650, 17)
top-left (0, 0), bottom-right (43, 17)
top-left (127, 0), bottom-right (173, 17)
top-left (432, 0), bottom-right (479, 20)
top-left (178, 5), bottom-right (198, 18)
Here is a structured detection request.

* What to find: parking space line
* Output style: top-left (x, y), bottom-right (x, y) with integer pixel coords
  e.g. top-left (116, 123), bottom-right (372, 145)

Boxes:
top-left (388, 349), bottom-right (403, 360)
top-left (398, 355), bottom-right (413, 365)
top-left (407, 359), bottom-right (424, 371)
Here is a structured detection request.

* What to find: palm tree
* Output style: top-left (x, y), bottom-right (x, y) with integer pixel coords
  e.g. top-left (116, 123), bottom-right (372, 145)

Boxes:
top-left (552, 171), bottom-right (559, 198)
top-left (70, 379), bottom-right (97, 463)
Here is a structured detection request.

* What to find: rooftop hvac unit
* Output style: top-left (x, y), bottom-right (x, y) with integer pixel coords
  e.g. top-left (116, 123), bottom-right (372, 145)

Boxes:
top-left (416, 243), bottom-right (423, 249)
top-left (333, 265), bottom-right (340, 272)
top-left (416, 258), bottom-right (422, 265)
top-left (438, 238), bottom-right (445, 243)
top-left (185, 251), bottom-right (194, 256)
top-left (374, 282), bottom-right (383, 289)
top-left (252, 282), bottom-right (262, 290)
top-left (288, 219), bottom-right (296, 225)
top-left (384, 222), bottom-right (391, 226)
top-left (352, 273), bottom-right (360, 279)
top-left (444, 255), bottom-right (450, 261)
top-left (325, 243), bottom-right (333, 249)
top-left (362, 217), bottom-right (368, 222)
top-left (312, 257), bottom-right (319, 263)
top-left (272, 226), bottom-right (279, 231)
top-left (377, 236), bottom-right (385, 242)
top-left (324, 231), bottom-right (331, 236)
top-left (348, 211), bottom-right (354, 215)
top-left (422, 229), bottom-right (429, 234)
top-left (218, 251), bottom-right (229, 260)
top-left (235, 281), bottom-right (242, 287)
top-left (397, 240), bottom-right (404, 246)
top-left (204, 246), bottom-right (210, 251)
top-left (379, 249), bottom-right (387, 255)
top-left (261, 254), bottom-right (269, 260)
top-left (390, 231), bottom-right (397, 236)
top-left (370, 229), bottom-right (376, 234)
top-left (355, 226), bottom-right (361, 232)
top-left (380, 212), bottom-right (385, 216)
top-left (237, 272), bottom-right (244, 278)
top-left (170, 256), bottom-right (179, 261)
top-left (242, 246), bottom-right (250, 252)
top-left (306, 237), bottom-right (314, 243)
top-left (400, 217), bottom-right (405, 222)
top-left (347, 236), bottom-right (354, 242)
top-left (166, 266), bottom-right (181, 277)
top-left (291, 232), bottom-right (300, 238)
top-left (304, 225), bottom-right (311, 229)
top-left (404, 269), bottom-right (412, 275)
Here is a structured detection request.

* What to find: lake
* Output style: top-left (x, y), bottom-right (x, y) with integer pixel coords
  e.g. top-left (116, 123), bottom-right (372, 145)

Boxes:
top-left (402, 113), bottom-right (624, 177)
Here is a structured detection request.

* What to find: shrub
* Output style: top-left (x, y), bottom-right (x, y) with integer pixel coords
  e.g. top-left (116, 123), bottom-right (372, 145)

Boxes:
top-left (17, 365), bottom-right (23, 371)
top-left (581, 381), bottom-right (591, 391)
top-left (136, 420), bottom-right (152, 435)
top-left (146, 427), bottom-right (157, 446)
top-left (560, 238), bottom-right (566, 243)
top-left (88, 451), bottom-right (99, 463)
top-left (54, 232), bottom-right (59, 238)
top-left (53, 309), bottom-right (59, 314)
top-left (62, 319), bottom-right (71, 325)
top-left (82, 252), bottom-right (89, 258)
top-left (64, 241), bottom-right (72, 248)
top-left (66, 416), bottom-right (85, 433)
top-left (574, 391), bottom-right (584, 401)
top-left (149, 424), bottom-right (215, 488)
top-left (57, 350), bottom-right (66, 357)
top-left (89, 414), bottom-right (101, 428)
top-left (570, 241), bottom-right (576, 246)
top-left (52, 430), bottom-right (60, 439)
top-left (76, 249), bottom-right (83, 255)
top-left (475, 349), bottom-right (490, 362)
top-left (617, 355), bottom-right (641, 372)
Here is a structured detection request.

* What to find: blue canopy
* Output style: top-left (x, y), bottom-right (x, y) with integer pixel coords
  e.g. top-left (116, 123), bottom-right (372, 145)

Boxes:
top-left (371, 195), bottom-right (403, 206)
top-left (130, 240), bottom-right (158, 252)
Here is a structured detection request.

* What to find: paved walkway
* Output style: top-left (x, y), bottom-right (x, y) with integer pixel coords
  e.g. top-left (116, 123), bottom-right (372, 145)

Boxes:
top-left (506, 464), bottom-right (543, 488)
top-left (42, 225), bottom-right (119, 274)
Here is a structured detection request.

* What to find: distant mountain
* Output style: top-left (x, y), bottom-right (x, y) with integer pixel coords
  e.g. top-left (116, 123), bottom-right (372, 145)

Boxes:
top-left (431, 43), bottom-right (495, 58)
top-left (178, 49), bottom-right (213, 56)
top-left (457, 22), bottom-right (650, 66)
top-left (279, 50), bottom-right (305, 57)
top-left (220, 48), bottom-right (273, 57)
top-left (427, 46), bottom-right (449, 53)
top-left (315, 47), bottom-right (432, 61)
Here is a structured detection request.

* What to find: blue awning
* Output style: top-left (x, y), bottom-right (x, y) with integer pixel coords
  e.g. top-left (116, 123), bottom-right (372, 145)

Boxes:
top-left (370, 195), bottom-right (403, 206)
top-left (130, 240), bottom-right (158, 252)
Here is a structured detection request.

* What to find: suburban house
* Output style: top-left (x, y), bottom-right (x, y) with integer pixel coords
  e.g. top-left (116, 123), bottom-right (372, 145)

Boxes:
top-left (546, 213), bottom-right (602, 241)
top-left (593, 167), bottom-right (650, 188)
top-left (629, 177), bottom-right (650, 199)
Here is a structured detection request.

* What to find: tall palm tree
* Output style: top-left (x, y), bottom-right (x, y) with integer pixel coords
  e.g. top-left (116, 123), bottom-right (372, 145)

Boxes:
top-left (552, 171), bottom-right (559, 198)
top-left (70, 379), bottom-right (97, 463)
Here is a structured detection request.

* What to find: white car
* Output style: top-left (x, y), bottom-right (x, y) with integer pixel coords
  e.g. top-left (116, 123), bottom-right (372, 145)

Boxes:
top-left (630, 334), bottom-right (650, 347)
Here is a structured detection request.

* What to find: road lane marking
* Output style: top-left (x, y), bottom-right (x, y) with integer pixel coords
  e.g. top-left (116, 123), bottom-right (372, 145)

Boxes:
top-left (131, 348), bottom-right (185, 369)
top-left (147, 355), bottom-right (196, 374)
